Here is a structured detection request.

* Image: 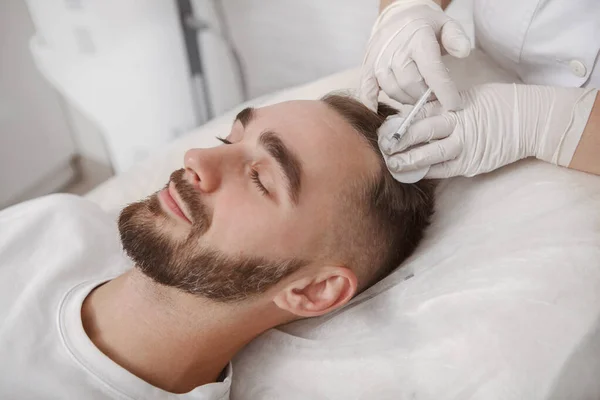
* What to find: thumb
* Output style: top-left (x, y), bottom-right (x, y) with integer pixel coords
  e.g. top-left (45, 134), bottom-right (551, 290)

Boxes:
top-left (440, 20), bottom-right (471, 58)
top-left (358, 70), bottom-right (380, 111)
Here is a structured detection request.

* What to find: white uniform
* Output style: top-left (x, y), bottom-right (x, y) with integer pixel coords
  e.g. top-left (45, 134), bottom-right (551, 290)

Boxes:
top-left (474, 0), bottom-right (600, 88)
top-left (0, 195), bottom-right (231, 400)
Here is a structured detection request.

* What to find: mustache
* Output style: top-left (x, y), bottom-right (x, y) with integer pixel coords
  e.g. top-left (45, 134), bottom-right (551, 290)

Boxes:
top-left (168, 168), bottom-right (212, 234)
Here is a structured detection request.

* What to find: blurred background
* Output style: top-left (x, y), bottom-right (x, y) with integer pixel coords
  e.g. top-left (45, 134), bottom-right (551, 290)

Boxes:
top-left (0, 0), bottom-right (473, 210)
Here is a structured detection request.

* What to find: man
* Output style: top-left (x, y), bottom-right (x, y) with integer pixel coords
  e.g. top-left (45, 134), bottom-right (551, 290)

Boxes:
top-left (0, 95), bottom-right (435, 399)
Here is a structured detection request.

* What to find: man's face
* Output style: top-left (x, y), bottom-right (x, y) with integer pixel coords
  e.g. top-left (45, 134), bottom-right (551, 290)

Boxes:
top-left (119, 100), bottom-right (380, 301)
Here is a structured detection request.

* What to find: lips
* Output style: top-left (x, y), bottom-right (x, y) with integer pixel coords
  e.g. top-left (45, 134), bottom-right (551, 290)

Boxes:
top-left (159, 183), bottom-right (192, 224)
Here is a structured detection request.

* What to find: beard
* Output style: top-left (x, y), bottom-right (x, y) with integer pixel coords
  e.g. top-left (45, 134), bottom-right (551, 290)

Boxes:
top-left (118, 169), bottom-right (305, 302)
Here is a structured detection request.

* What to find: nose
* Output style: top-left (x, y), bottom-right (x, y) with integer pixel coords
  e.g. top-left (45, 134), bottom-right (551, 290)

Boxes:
top-left (183, 148), bottom-right (222, 193)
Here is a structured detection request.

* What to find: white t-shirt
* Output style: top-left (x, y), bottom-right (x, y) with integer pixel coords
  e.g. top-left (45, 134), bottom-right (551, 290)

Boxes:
top-left (0, 194), bottom-right (231, 400)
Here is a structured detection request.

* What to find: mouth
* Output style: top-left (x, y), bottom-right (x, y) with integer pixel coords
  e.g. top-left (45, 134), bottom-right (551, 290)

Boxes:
top-left (158, 182), bottom-right (193, 224)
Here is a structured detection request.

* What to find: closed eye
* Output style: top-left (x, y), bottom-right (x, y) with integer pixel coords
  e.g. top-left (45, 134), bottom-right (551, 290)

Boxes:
top-left (216, 136), bottom-right (232, 145)
top-left (216, 136), bottom-right (269, 196)
top-left (250, 169), bottom-right (269, 196)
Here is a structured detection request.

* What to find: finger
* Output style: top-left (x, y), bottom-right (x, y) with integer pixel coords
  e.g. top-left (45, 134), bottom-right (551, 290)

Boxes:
top-left (394, 100), bottom-right (445, 125)
top-left (440, 20), bottom-right (471, 58)
top-left (376, 68), bottom-right (415, 105)
top-left (412, 28), bottom-right (462, 111)
top-left (378, 99), bottom-right (445, 138)
top-left (393, 104), bottom-right (415, 118)
top-left (386, 114), bottom-right (456, 155)
top-left (391, 59), bottom-right (429, 102)
top-left (378, 116), bottom-right (406, 155)
top-left (378, 103), bottom-right (447, 156)
top-left (425, 160), bottom-right (460, 179)
top-left (385, 134), bottom-right (462, 171)
top-left (411, 100), bottom-right (445, 121)
top-left (358, 69), bottom-right (380, 111)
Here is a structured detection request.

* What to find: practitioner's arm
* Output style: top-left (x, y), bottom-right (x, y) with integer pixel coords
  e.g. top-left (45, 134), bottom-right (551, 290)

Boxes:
top-left (378, 83), bottom-right (600, 178)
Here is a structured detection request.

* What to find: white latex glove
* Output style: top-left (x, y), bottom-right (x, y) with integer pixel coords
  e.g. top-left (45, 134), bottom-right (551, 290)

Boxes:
top-left (379, 83), bottom-right (599, 179)
top-left (359, 0), bottom-right (471, 111)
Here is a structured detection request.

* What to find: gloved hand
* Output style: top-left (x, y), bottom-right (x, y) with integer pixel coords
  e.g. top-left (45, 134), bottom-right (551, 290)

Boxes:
top-left (379, 83), bottom-right (599, 179)
top-left (359, 0), bottom-right (471, 111)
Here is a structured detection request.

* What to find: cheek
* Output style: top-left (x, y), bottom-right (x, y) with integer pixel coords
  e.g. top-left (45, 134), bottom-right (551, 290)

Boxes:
top-left (200, 184), bottom-right (332, 260)
top-left (204, 188), bottom-right (283, 255)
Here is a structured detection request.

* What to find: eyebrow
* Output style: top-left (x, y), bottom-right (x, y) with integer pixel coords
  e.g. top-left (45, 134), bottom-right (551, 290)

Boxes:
top-left (234, 107), bottom-right (255, 128)
top-left (258, 130), bottom-right (303, 205)
top-left (234, 107), bottom-right (303, 204)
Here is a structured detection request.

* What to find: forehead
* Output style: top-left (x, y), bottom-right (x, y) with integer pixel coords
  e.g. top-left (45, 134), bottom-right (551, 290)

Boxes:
top-left (248, 100), bottom-right (381, 193)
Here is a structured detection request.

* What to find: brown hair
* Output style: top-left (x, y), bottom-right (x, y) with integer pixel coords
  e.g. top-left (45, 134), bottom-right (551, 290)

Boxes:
top-left (321, 94), bottom-right (435, 289)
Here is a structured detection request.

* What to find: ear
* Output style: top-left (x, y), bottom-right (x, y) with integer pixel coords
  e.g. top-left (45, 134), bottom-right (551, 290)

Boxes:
top-left (272, 266), bottom-right (358, 318)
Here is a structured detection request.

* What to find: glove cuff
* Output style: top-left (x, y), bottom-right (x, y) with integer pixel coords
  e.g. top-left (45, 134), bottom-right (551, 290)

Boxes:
top-left (535, 88), bottom-right (598, 166)
top-left (374, 0), bottom-right (442, 32)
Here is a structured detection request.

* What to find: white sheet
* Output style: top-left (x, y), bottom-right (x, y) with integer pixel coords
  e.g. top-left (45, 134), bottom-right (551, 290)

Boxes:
top-left (87, 50), bottom-right (600, 398)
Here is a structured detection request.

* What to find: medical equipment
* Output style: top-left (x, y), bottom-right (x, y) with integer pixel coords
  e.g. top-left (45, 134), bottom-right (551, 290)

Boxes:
top-left (391, 87), bottom-right (432, 141)
top-left (23, 0), bottom-right (245, 173)
top-left (24, 0), bottom-right (378, 174)
top-left (382, 88), bottom-right (432, 184)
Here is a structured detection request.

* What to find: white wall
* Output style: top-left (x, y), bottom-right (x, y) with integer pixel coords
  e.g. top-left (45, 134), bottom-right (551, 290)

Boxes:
top-left (0, 0), bottom-right (76, 208)
top-left (218, 0), bottom-right (379, 99)
top-left (25, 0), bottom-right (200, 173)
top-left (195, 0), bottom-right (473, 114)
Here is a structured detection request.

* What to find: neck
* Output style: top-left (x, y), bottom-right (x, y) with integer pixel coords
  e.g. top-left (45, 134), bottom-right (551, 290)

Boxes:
top-left (81, 269), bottom-right (285, 393)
